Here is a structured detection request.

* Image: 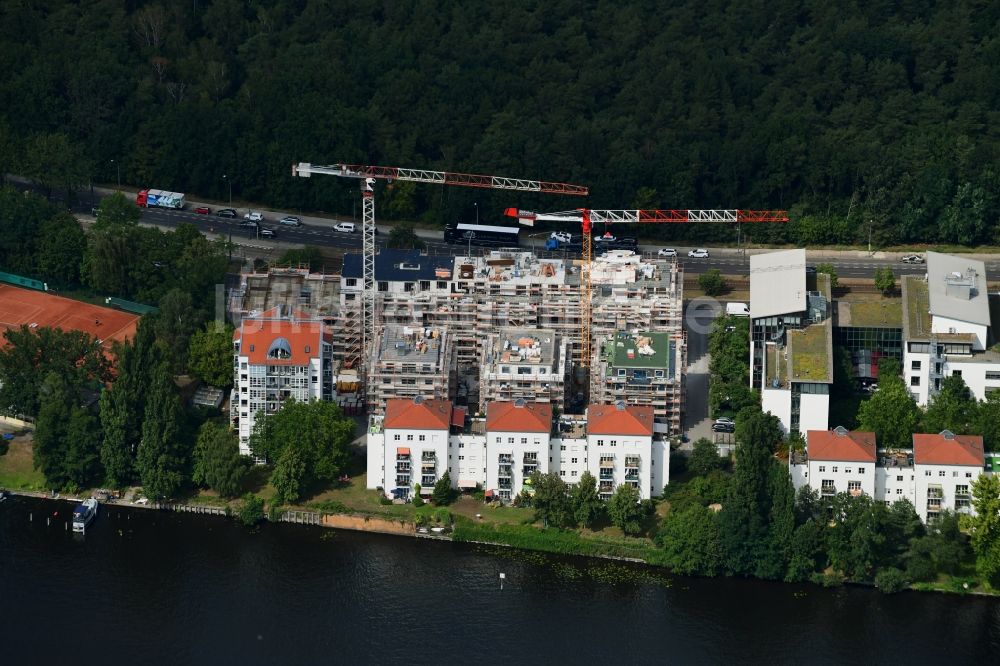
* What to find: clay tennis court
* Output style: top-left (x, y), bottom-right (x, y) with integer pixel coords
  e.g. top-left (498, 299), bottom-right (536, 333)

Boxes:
top-left (0, 284), bottom-right (140, 351)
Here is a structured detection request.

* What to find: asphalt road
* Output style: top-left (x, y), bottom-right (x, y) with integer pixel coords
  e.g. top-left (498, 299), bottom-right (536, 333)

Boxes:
top-left (42, 184), bottom-right (1000, 280)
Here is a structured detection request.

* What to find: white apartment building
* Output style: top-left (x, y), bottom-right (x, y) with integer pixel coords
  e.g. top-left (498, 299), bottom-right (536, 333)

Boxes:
top-left (367, 401), bottom-right (670, 503)
top-left (479, 328), bottom-right (570, 412)
top-left (902, 252), bottom-right (999, 406)
top-left (232, 307), bottom-right (331, 457)
top-left (586, 403), bottom-right (668, 500)
top-left (485, 400), bottom-right (552, 503)
top-left (366, 397), bottom-right (457, 500)
top-left (366, 324), bottom-right (455, 415)
top-left (790, 427), bottom-right (877, 498)
top-left (792, 428), bottom-right (988, 523)
top-left (750, 250), bottom-right (831, 436)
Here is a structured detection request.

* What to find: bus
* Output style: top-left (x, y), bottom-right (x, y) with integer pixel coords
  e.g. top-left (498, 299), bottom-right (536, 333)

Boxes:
top-left (444, 222), bottom-right (520, 247)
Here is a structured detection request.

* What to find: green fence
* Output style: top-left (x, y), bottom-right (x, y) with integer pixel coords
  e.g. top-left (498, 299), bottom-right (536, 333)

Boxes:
top-left (104, 297), bottom-right (158, 315)
top-left (0, 271), bottom-right (46, 291)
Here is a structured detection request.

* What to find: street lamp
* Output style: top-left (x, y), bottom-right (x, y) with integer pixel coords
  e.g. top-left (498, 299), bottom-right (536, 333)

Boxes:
top-left (474, 202), bottom-right (479, 225)
top-left (223, 174), bottom-right (233, 261)
top-left (110, 159), bottom-right (120, 190)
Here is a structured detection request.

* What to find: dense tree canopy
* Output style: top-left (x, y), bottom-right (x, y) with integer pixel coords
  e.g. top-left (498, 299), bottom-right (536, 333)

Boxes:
top-left (2, 1), bottom-right (1000, 245)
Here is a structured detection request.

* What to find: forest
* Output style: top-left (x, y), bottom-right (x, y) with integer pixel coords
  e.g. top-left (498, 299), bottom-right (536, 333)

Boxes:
top-left (1, 0), bottom-right (999, 246)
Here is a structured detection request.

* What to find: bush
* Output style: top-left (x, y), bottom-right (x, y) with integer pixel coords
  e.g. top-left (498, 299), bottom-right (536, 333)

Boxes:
top-left (310, 499), bottom-right (350, 514)
top-left (433, 507), bottom-right (452, 524)
top-left (698, 269), bottom-right (726, 296)
top-left (874, 266), bottom-right (895, 295)
top-left (669, 450), bottom-right (688, 478)
top-left (874, 567), bottom-right (910, 594)
top-left (237, 493), bottom-right (265, 526)
top-left (378, 495), bottom-right (393, 506)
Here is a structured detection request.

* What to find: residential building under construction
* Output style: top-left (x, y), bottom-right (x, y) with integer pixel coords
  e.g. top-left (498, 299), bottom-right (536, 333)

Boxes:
top-left (479, 328), bottom-right (571, 413)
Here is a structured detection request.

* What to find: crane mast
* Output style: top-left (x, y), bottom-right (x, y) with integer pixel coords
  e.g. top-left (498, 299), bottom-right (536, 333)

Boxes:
top-left (293, 162), bottom-right (587, 394)
top-left (505, 207), bottom-right (790, 369)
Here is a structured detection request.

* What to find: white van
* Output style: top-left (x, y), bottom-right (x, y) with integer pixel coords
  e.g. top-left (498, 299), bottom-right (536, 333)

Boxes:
top-left (726, 302), bottom-right (750, 317)
top-left (333, 222), bottom-right (355, 233)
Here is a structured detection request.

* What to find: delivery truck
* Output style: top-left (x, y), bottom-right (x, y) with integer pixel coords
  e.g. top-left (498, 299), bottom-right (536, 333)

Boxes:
top-left (136, 188), bottom-right (186, 209)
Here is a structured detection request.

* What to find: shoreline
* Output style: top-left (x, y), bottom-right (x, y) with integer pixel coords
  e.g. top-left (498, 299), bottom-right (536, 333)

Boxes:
top-left (4, 488), bottom-right (993, 597)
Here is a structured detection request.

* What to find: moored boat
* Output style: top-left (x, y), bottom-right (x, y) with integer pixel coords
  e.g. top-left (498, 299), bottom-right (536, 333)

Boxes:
top-left (72, 499), bottom-right (98, 532)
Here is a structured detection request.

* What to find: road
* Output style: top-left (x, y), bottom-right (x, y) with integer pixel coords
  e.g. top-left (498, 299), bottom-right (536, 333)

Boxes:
top-left (682, 298), bottom-right (721, 447)
top-left (33, 181), bottom-right (1000, 280)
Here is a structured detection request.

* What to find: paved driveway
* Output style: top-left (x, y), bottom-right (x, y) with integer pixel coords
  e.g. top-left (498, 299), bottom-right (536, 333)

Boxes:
top-left (683, 298), bottom-right (722, 448)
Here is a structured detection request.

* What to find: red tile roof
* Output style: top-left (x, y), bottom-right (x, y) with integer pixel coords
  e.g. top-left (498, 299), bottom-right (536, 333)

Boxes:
top-left (384, 398), bottom-right (452, 430)
top-left (587, 404), bottom-right (654, 436)
top-left (235, 316), bottom-right (325, 365)
top-left (806, 429), bottom-right (877, 462)
top-left (913, 432), bottom-right (984, 467)
top-left (486, 401), bottom-right (552, 433)
top-left (0, 284), bottom-right (139, 353)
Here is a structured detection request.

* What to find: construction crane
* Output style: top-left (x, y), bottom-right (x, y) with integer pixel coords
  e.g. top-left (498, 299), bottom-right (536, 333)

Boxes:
top-left (504, 207), bottom-right (790, 368)
top-left (292, 162), bottom-right (588, 374)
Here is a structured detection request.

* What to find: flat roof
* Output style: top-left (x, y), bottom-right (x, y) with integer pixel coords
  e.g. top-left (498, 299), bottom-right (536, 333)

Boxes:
top-left (788, 320), bottom-right (832, 383)
top-left (750, 249), bottom-right (806, 319)
top-left (836, 297), bottom-right (903, 328)
top-left (0, 285), bottom-right (140, 352)
top-left (605, 331), bottom-right (674, 372)
top-left (925, 252), bottom-right (990, 326)
top-left (376, 325), bottom-right (446, 365)
top-left (902, 276), bottom-right (931, 341)
top-left (492, 329), bottom-right (557, 366)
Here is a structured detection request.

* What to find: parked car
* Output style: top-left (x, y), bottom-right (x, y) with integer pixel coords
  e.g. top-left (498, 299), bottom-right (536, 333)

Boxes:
top-left (657, 248), bottom-right (677, 257)
top-left (333, 222), bottom-right (356, 233)
top-left (712, 422), bottom-right (735, 433)
top-left (594, 232), bottom-right (617, 242)
top-left (550, 231), bottom-right (572, 243)
top-left (239, 219), bottom-right (258, 228)
top-left (258, 227), bottom-right (276, 238)
top-left (714, 417), bottom-right (735, 425)
top-left (688, 248), bottom-right (710, 258)
top-left (279, 215), bottom-right (302, 226)
top-left (901, 254), bottom-right (924, 264)
top-left (216, 208), bottom-right (237, 218)
top-left (194, 206), bottom-right (211, 215)
top-left (245, 211), bottom-right (264, 222)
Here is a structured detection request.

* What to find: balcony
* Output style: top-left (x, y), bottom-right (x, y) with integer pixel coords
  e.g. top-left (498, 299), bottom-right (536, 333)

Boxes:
top-left (396, 454), bottom-right (411, 462)
top-left (395, 475), bottom-right (410, 485)
top-left (820, 485), bottom-right (836, 497)
top-left (396, 463), bottom-right (411, 472)
top-left (624, 457), bottom-right (640, 468)
top-left (624, 473), bottom-right (639, 482)
top-left (927, 486), bottom-right (943, 500)
top-left (522, 465), bottom-right (538, 477)
top-left (498, 454), bottom-right (514, 464)
top-left (422, 452), bottom-right (436, 462)
top-left (421, 475), bottom-right (436, 486)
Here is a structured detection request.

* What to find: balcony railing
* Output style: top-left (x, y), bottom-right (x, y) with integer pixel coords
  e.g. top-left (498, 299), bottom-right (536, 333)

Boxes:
top-left (421, 476), bottom-right (436, 486)
top-left (396, 454), bottom-right (411, 461)
top-left (820, 486), bottom-right (836, 497)
top-left (927, 487), bottom-right (943, 499)
top-left (396, 463), bottom-right (411, 472)
top-left (422, 452), bottom-right (436, 462)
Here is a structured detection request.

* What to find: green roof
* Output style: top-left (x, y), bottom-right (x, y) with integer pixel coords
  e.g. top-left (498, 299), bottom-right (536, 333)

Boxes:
top-left (843, 299), bottom-right (903, 328)
top-left (903, 276), bottom-right (931, 340)
top-left (605, 332), bottom-right (674, 372)
top-left (788, 320), bottom-right (832, 383)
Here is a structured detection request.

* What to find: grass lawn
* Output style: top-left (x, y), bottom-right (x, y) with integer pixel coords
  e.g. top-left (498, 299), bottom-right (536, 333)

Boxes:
top-left (0, 436), bottom-right (46, 491)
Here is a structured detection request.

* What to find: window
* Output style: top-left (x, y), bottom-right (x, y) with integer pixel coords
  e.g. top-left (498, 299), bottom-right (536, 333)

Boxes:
top-left (845, 468), bottom-right (852, 474)
top-left (458, 456), bottom-right (464, 461)
top-left (495, 437), bottom-right (501, 443)
top-left (986, 371), bottom-right (1000, 381)
top-left (560, 471), bottom-right (566, 477)
top-left (910, 376), bottom-right (920, 387)
top-left (437, 281), bottom-right (447, 289)
top-left (952, 471), bottom-right (958, 477)
top-left (508, 437), bottom-right (514, 444)
top-left (966, 472), bottom-right (973, 478)
top-left (501, 366), bottom-right (510, 374)
top-left (925, 470), bottom-right (931, 476)
top-left (346, 278), bottom-right (357, 287)
top-left (859, 467), bottom-right (866, 474)
top-left (393, 434), bottom-right (400, 441)
top-left (939, 470), bottom-right (946, 477)
top-left (896, 488), bottom-right (902, 495)
top-left (953, 370), bottom-right (962, 378)
top-left (560, 445), bottom-right (566, 451)
top-left (896, 475), bottom-right (903, 482)
top-left (419, 281), bottom-right (430, 291)
top-left (597, 439), bottom-right (604, 446)
top-left (407, 435), bottom-right (413, 441)
top-left (403, 283), bottom-right (414, 292)
top-left (911, 360), bottom-right (921, 371)
top-left (818, 466), bottom-right (825, 472)
top-left (571, 471), bottom-right (578, 477)
top-left (832, 466), bottom-right (838, 473)
top-left (419, 435), bottom-right (426, 442)
top-left (571, 458), bottom-right (578, 464)
top-left (458, 442), bottom-right (464, 448)
top-left (378, 281), bottom-right (388, 292)
top-left (520, 438), bottom-right (527, 444)
top-left (848, 481), bottom-right (861, 492)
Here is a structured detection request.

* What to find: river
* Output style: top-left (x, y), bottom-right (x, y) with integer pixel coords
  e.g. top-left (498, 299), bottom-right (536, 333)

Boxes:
top-left (1, 496), bottom-right (999, 664)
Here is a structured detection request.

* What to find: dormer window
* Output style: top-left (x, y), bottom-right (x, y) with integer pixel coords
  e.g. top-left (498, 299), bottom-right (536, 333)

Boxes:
top-left (267, 338), bottom-right (292, 360)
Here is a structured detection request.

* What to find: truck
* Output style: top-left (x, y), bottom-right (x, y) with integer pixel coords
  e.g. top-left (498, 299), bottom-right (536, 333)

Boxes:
top-left (725, 302), bottom-right (750, 317)
top-left (136, 189), bottom-right (186, 209)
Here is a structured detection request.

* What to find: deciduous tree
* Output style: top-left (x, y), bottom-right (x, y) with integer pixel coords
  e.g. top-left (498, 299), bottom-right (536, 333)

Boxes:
top-left (432, 471), bottom-right (456, 505)
top-left (688, 438), bottom-right (723, 477)
top-left (571, 471), bottom-right (603, 528)
top-left (187, 322), bottom-right (235, 387)
top-left (656, 505), bottom-right (723, 576)
top-left (192, 421), bottom-right (247, 498)
top-left (608, 483), bottom-right (644, 535)
top-left (529, 471), bottom-right (574, 528)
top-left (857, 372), bottom-right (921, 449)
top-left (136, 364), bottom-right (190, 499)
top-left (971, 474), bottom-right (1000, 587)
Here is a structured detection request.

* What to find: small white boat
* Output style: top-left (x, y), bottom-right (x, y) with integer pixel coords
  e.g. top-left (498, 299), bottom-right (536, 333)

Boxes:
top-left (72, 499), bottom-right (98, 532)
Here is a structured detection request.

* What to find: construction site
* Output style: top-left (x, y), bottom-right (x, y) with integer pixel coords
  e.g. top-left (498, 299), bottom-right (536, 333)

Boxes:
top-left (227, 246), bottom-right (687, 430)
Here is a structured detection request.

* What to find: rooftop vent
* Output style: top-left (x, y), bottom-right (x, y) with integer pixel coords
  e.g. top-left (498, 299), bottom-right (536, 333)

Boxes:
top-left (413, 396), bottom-right (424, 405)
top-left (514, 398), bottom-right (526, 408)
top-left (399, 262), bottom-right (420, 271)
top-left (833, 425), bottom-right (848, 436)
top-left (940, 429), bottom-right (955, 440)
top-left (944, 269), bottom-right (977, 300)
top-left (615, 401), bottom-right (626, 411)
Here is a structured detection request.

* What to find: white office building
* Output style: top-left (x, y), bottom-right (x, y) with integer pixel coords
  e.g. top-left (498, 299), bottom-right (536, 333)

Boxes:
top-left (750, 249), bottom-right (832, 436)
top-left (902, 252), bottom-right (1000, 406)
